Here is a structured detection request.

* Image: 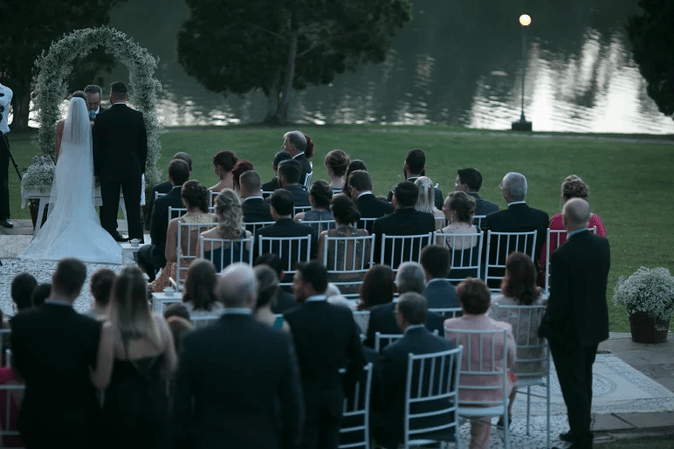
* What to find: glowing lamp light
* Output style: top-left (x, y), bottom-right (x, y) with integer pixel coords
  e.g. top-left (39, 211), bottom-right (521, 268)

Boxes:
top-left (519, 14), bottom-right (532, 27)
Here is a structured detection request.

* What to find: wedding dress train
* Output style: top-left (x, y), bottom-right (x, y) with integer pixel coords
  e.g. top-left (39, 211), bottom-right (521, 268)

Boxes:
top-left (20, 97), bottom-right (122, 264)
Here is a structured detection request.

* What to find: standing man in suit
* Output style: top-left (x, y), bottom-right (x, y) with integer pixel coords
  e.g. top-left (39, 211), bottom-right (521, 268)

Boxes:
top-left (241, 170), bottom-right (274, 223)
top-left (11, 258), bottom-right (102, 448)
top-left (387, 149), bottom-right (443, 209)
top-left (84, 84), bottom-right (105, 120)
top-left (172, 263), bottom-right (304, 448)
top-left (0, 81), bottom-right (13, 228)
top-left (93, 81), bottom-right (147, 242)
top-left (420, 245), bottom-right (459, 309)
top-left (539, 198), bottom-right (610, 449)
top-left (455, 168), bottom-right (499, 216)
top-left (348, 170), bottom-right (393, 225)
top-left (285, 261), bottom-right (365, 449)
top-left (283, 130), bottom-right (312, 187)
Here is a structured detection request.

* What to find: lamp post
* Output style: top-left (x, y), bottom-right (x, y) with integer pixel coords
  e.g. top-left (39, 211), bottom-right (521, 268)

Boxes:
top-left (512, 13), bottom-right (532, 131)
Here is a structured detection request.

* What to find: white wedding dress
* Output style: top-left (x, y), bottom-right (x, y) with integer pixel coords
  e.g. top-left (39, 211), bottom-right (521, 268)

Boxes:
top-left (20, 97), bottom-right (122, 264)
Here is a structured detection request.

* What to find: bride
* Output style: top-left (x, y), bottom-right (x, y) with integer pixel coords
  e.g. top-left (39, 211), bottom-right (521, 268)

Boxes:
top-left (20, 95), bottom-right (122, 264)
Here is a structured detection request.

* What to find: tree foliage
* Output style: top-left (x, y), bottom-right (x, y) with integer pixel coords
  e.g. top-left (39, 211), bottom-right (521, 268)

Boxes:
top-left (627, 0), bottom-right (674, 118)
top-left (0, 0), bottom-right (126, 131)
top-left (178, 0), bottom-right (412, 123)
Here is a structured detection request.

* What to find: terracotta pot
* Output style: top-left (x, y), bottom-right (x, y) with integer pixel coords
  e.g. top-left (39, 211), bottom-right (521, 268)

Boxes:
top-left (628, 312), bottom-right (670, 343)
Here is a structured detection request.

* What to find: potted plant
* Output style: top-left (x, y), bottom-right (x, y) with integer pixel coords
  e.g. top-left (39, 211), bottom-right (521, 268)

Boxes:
top-left (21, 155), bottom-right (56, 229)
top-left (613, 266), bottom-right (674, 343)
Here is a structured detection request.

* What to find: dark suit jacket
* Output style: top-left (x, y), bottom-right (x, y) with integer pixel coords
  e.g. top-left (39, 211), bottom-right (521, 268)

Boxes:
top-left (388, 177), bottom-right (444, 210)
top-left (11, 304), bottom-right (101, 447)
top-left (272, 289), bottom-right (298, 314)
top-left (467, 192), bottom-right (499, 216)
top-left (373, 208), bottom-right (436, 266)
top-left (284, 184), bottom-right (310, 208)
top-left (356, 193), bottom-right (394, 219)
top-left (538, 230), bottom-right (610, 347)
top-left (423, 279), bottom-right (460, 310)
top-left (172, 313), bottom-right (304, 449)
top-left (364, 302), bottom-right (445, 349)
top-left (262, 178), bottom-right (279, 196)
top-left (293, 153), bottom-right (312, 187)
top-left (149, 185), bottom-right (184, 265)
top-left (372, 327), bottom-right (455, 446)
top-left (243, 197), bottom-right (273, 223)
top-left (93, 103), bottom-right (147, 182)
top-left (255, 218), bottom-right (317, 261)
top-left (284, 300), bottom-right (366, 421)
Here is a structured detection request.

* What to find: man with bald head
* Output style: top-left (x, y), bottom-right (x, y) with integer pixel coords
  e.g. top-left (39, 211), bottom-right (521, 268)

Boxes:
top-left (173, 263), bottom-right (304, 448)
top-left (539, 198), bottom-right (610, 449)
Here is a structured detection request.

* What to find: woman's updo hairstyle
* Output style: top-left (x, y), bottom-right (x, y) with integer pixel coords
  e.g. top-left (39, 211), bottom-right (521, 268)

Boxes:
top-left (304, 134), bottom-right (315, 159)
top-left (446, 191), bottom-right (476, 224)
top-left (310, 180), bottom-right (333, 209)
top-left (561, 175), bottom-right (589, 201)
top-left (324, 149), bottom-right (350, 177)
top-left (212, 150), bottom-right (238, 171)
top-left (254, 265), bottom-right (279, 310)
top-left (181, 180), bottom-right (208, 213)
top-left (215, 188), bottom-right (244, 240)
top-left (231, 160), bottom-right (254, 191)
top-left (330, 194), bottom-right (360, 225)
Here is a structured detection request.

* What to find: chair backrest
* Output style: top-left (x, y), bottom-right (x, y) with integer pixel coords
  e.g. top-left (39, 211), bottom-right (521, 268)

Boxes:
top-left (543, 226), bottom-right (597, 295)
top-left (301, 219), bottom-right (337, 235)
top-left (323, 234), bottom-right (375, 293)
top-left (443, 328), bottom-right (509, 407)
top-left (293, 205), bottom-right (313, 217)
top-left (208, 190), bottom-right (219, 208)
top-left (0, 380), bottom-right (24, 443)
top-left (338, 363), bottom-right (373, 449)
top-left (380, 232), bottom-right (434, 270)
top-left (199, 235), bottom-right (254, 272)
top-left (168, 206), bottom-right (186, 225)
top-left (403, 346), bottom-right (463, 447)
top-left (154, 191), bottom-right (167, 200)
top-left (190, 313), bottom-right (222, 329)
top-left (355, 217), bottom-right (378, 233)
top-left (351, 311), bottom-right (370, 336)
top-left (434, 216), bottom-right (448, 230)
top-left (244, 220), bottom-right (276, 236)
top-left (473, 215), bottom-right (486, 228)
top-left (303, 171), bottom-right (313, 190)
top-left (375, 329), bottom-right (438, 353)
top-left (484, 230), bottom-right (537, 291)
top-left (434, 231), bottom-right (484, 284)
top-left (151, 292), bottom-right (184, 313)
top-left (427, 307), bottom-right (462, 320)
top-left (176, 221), bottom-right (217, 290)
top-left (258, 234), bottom-right (312, 286)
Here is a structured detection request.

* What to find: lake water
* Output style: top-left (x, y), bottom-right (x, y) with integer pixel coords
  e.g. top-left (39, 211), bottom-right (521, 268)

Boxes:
top-left (100, 0), bottom-right (674, 134)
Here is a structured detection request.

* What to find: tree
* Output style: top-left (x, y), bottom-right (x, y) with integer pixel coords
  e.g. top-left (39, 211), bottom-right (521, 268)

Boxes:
top-left (627, 0), bottom-right (674, 118)
top-left (178, 0), bottom-right (412, 123)
top-left (0, 0), bottom-right (126, 131)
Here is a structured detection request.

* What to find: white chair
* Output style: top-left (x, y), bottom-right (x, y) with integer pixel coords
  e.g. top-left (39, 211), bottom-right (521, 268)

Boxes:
top-left (484, 230), bottom-right (537, 292)
top-left (258, 234), bottom-right (312, 286)
top-left (402, 346), bottom-right (464, 449)
top-left (190, 313), bottom-right (223, 329)
top-left (543, 227), bottom-right (597, 296)
top-left (301, 218), bottom-right (337, 235)
top-left (375, 329), bottom-right (438, 353)
top-left (338, 363), bottom-right (373, 449)
top-left (444, 328), bottom-right (511, 449)
top-left (434, 231), bottom-right (484, 284)
top-left (208, 190), bottom-right (219, 208)
top-left (0, 329), bottom-right (10, 368)
top-left (380, 232), bottom-right (434, 270)
top-left (428, 307), bottom-right (463, 320)
top-left (168, 206), bottom-right (186, 225)
top-left (473, 215), bottom-right (487, 229)
top-left (293, 205), bottom-right (313, 217)
top-left (0, 382), bottom-right (24, 443)
top-left (303, 171), bottom-right (313, 189)
top-left (322, 234), bottom-right (375, 295)
top-left (351, 311), bottom-right (370, 336)
top-left (244, 220), bottom-right (276, 236)
top-left (151, 291), bottom-right (183, 313)
top-left (199, 235), bottom-right (254, 272)
top-left (175, 220), bottom-right (217, 290)
top-left (154, 191), bottom-right (167, 200)
top-left (355, 217), bottom-right (378, 232)
top-left (434, 215), bottom-right (449, 230)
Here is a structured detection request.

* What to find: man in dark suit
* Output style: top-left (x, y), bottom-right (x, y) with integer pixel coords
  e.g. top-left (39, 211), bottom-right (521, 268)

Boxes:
top-left (241, 170), bottom-right (273, 223)
top-left (84, 84), bottom-right (105, 119)
top-left (277, 160), bottom-right (310, 207)
top-left (387, 148), bottom-right (443, 209)
top-left (137, 159), bottom-right (189, 281)
top-left (349, 170), bottom-right (393, 230)
top-left (262, 150), bottom-right (293, 195)
top-left (284, 261), bottom-right (366, 449)
top-left (420, 245), bottom-right (459, 309)
top-left (372, 292), bottom-right (456, 449)
top-left (283, 130), bottom-right (312, 187)
top-left (539, 199), bottom-right (610, 449)
top-left (373, 181), bottom-right (435, 266)
top-left (11, 258), bottom-right (102, 448)
top-left (93, 81), bottom-right (148, 242)
top-left (146, 152), bottom-right (192, 229)
top-left (364, 262), bottom-right (445, 349)
top-left (254, 253), bottom-right (298, 313)
top-left (455, 168), bottom-right (499, 216)
top-left (173, 263), bottom-right (304, 448)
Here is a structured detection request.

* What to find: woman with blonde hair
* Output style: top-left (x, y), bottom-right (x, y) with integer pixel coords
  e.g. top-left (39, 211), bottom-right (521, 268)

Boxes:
top-left (415, 176), bottom-right (444, 229)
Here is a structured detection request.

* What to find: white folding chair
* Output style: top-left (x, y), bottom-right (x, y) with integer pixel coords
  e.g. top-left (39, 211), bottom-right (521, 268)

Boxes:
top-left (434, 231), bottom-right (483, 285)
top-left (380, 232), bottom-right (434, 270)
top-left (434, 215), bottom-right (449, 230)
top-left (301, 219), bottom-right (337, 235)
top-left (322, 234), bottom-right (375, 295)
top-left (428, 307), bottom-right (463, 320)
top-left (351, 311), bottom-right (370, 336)
top-left (543, 227), bottom-right (596, 296)
top-left (199, 235), bottom-right (254, 272)
top-left (244, 220), bottom-right (276, 236)
top-left (258, 234), bottom-right (312, 287)
top-left (151, 291), bottom-right (184, 313)
top-left (484, 230), bottom-right (537, 292)
top-left (444, 328), bottom-right (511, 449)
top-left (303, 171), bottom-right (313, 189)
top-left (175, 220), bottom-right (217, 290)
top-left (190, 313), bottom-right (223, 329)
top-left (402, 346), bottom-right (464, 449)
top-left (168, 206), bottom-right (186, 226)
top-left (338, 363), bottom-right (373, 449)
top-left (355, 217), bottom-right (378, 233)
top-left (375, 329), bottom-right (439, 353)
top-left (154, 191), bottom-right (167, 200)
top-left (293, 205), bottom-right (313, 217)
top-left (0, 381), bottom-right (24, 443)
top-left (208, 190), bottom-right (219, 208)
top-left (473, 215), bottom-right (487, 229)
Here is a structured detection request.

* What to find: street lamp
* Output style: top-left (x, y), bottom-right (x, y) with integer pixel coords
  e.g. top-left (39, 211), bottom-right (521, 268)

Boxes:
top-left (512, 13), bottom-right (532, 131)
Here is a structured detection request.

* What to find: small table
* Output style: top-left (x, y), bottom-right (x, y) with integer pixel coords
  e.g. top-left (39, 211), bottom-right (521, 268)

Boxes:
top-left (151, 291), bottom-right (183, 313)
top-left (120, 242), bottom-right (142, 266)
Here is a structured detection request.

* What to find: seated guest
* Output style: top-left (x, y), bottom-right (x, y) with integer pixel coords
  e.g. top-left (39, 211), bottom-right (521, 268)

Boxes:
top-left (231, 159), bottom-right (254, 194)
top-left (282, 130), bottom-right (313, 187)
top-left (208, 150), bottom-right (238, 193)
top-left (261, 151), bottom-right (292, 194)
top-left (294, 179), bottom-right (334, 224)
top-left (355, 264), bottom-right (395, 335)
top-left (454, 168), bottom-right (499, 216)
top-left (341, 159), bottom-right (368, 199)
top-left (253, 265), bottom-right (290, 331)
top-left (149, 180), bottom-right (212, 292)
top-left (147, 152), bottom-right (193, 229)
top-left (11, 272), bottom-right (37, 312)
top-left (348, 170), bottom-right (393, 223)
top-left (172, 263), bottom-right (303, 448)
top-left (373, 181), bottom-right (435, 266)
top-left (254, 253), bottom-right (297, 313)
top-left (239, 170), bottom-right (273, 223)
top-left (200, 189), bottom-right (252, 272)
top-left (84, 268), bottom-right (116, 320)
top-left (439, 191), bottom-right (480, 281)
top-left (163, 303), bottom-right (193, 357)
top-left (420, 245), bottom-right (459, 309)
top-left (444, 278), bottom-right (517, 449)
top-left (372, 292), bottom-right (456, 449)
top-left (182, 259), bottom-right (224, 315)
top-left (324, 149), bottom-right (350, 193)
top-left (387, 148), bottom-right (443, 209)
top-left (415, 176), bottom-right (445, 229)
top-left (277, 159), bottom-right (310, 207)
top-left (30, 283), bottom-right (51, 308)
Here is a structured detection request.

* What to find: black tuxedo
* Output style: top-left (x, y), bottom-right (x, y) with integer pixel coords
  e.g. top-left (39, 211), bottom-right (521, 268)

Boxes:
top-left (255, 218), bottom-right (317, 262)
top-left (172, 312), bottom-right (304, 449)
top-left (284, 299), bottom-right (366, 449)
top-left (146, 180), bottom-right (173, 228)
top-left (11, 303), bottom-right (102, 448)
top-left (363, 302), bottom-right (445, 349)
top-left (293, 153), bottom-right (312, 187)
top-left (539, 230), bottom-right (610, 448)
top-left (243, 196), bottom-right (273, 223)
top-left (467, 192), bottom-right (499, 216)
top-left (283, 184), bottom-right (310, 208)
top-left (93, 102), bottom-right (148, 240)
top-left (272, 289), bottom-right (298, 314)
top-left (372, 208), bottom-right (435, 266)
top-left (356, 193), bottom-right (394, 219)
top-left (372, 326), bottom-right (455, 448)
top-left (262, 177), bottom-right (279, 196)
top-left (422, 279), bottom-right (460, 310)
top-left (388, 177), bottom-right (444, 210)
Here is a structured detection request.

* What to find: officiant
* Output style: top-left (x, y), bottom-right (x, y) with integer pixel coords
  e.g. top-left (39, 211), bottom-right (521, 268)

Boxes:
top-left (0, 81), bottom-right (13, 228)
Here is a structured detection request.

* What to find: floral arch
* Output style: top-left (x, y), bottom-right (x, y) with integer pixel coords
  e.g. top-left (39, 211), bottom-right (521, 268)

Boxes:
top-left (34, 26), bottom-right (163, 187)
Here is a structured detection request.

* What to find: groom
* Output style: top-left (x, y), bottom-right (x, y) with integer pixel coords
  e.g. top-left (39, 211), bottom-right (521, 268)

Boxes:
top-left (93, 81), bottom-right (147, 242)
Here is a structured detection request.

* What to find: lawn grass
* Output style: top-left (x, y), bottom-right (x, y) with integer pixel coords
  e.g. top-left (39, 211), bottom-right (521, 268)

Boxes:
top-left (6, 125), bottom-right (674, 333)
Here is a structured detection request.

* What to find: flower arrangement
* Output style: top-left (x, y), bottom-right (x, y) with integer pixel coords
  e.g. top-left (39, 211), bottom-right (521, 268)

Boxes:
top-left (21, 155), bottom-right (56, 193)
top-left (613, 266), bottom-right (674, 321)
